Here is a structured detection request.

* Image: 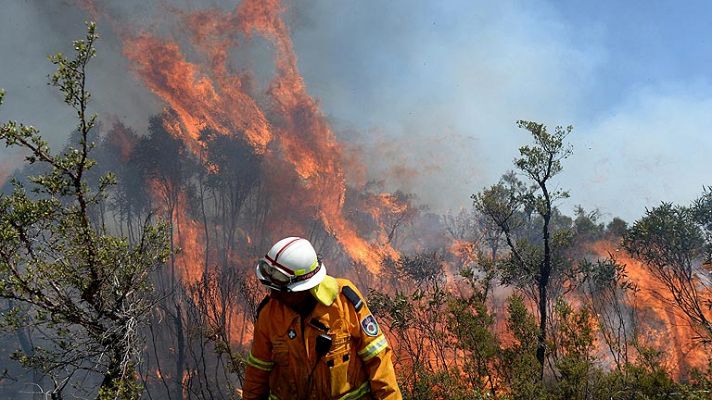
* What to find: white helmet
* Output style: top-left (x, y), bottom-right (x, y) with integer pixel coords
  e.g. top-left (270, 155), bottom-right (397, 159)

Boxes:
top-left (256, 237), bottom-right (326, 292)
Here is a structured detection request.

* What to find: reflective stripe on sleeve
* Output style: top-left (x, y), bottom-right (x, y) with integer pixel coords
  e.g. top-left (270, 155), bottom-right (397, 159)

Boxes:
top-left (357, 334), bottom-right (388, 362)
top-left (337, 381), bottom-right (371, 400)
top-left (246, 351), bottom-right (274, 372)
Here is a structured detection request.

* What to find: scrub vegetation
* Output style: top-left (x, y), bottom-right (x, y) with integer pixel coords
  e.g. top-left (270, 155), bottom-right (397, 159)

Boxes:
top-left (1, 22), bottom-right (711, 400)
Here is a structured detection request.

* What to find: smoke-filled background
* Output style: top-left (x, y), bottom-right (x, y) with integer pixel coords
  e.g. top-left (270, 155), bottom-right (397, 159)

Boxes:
top-left (1, 1), bottom-right (711, 399)
top-left (2, 0), bottom-right (711, 221)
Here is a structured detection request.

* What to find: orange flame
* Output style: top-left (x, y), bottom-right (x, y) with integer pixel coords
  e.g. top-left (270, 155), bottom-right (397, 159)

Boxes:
top-left (147, 178), bottom-right (205, 284)
top-left (123, 35), bottom-right (272, 155)
top-left (448, 240), bottom-right (479, 270)
top-left (590, 241), bottom-right (709, 378)
top-left (121, 0), bottom-right (398, 273)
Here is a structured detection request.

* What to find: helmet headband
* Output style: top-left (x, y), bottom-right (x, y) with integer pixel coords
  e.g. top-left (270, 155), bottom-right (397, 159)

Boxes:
top-left (257, 258), bottom-right (322, 291)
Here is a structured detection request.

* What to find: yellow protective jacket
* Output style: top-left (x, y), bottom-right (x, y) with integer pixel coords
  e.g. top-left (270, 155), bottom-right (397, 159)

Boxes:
top-left (242, 277), bottom-right (402, 400)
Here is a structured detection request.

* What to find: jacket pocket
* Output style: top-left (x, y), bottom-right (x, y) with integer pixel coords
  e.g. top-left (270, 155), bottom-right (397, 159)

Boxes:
top-left (269, 340), bottom-right (293, 398)
top-left (272, 340), bottom-right (290, 365)
top-left (326, 333), bottom-right (351, 397)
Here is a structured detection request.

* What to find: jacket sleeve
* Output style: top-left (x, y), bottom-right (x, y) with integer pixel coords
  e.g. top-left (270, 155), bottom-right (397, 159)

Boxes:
top-left (241, 305), bottom-right (273, 400)
top-left (347, 284), bottom-right (402, 400)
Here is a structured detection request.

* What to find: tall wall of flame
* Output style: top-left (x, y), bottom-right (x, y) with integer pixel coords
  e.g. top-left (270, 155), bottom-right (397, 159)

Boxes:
top-left (121, 0), bottom-right (396, 278)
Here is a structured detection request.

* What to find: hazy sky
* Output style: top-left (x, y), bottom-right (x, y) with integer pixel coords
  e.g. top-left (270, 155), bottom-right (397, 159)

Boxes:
top-left (1, 0), bottom-right (710, 222)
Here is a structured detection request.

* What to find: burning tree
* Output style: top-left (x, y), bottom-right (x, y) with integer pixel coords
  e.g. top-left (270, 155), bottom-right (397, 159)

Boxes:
top-left (0, 23), bottom-right (169, 399)
top-left (473, 120), bottom-right (574, 379)
top-left (623, 189), bottom-right (712, 344)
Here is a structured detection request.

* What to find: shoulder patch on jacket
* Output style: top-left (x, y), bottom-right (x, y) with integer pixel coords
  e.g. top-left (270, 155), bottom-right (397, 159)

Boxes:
top-left (360, 314), bottom-right (380, 337)
top-left (255, 295), bottom-right (271, 321)
top-left (342, 286), bottom-right (363, 312)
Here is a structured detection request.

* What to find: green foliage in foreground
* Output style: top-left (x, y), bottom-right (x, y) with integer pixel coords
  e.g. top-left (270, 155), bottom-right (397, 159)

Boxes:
top-left (0, 23), bottom-right (169, 399)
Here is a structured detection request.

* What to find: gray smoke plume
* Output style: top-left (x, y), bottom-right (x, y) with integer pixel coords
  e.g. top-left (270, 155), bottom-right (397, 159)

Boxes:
top-left (2, 0), bottom-right (709, 221)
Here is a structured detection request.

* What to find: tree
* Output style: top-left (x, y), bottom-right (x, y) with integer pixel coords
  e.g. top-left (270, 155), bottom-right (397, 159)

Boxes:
top-left (572, 206), bottom-right (604, 244)
top-left (446, 264), bottom-right (499, 397)
top-left (132, 113), bottom-right (199, 400)
top-left (368, 253), bottom-right (454, 399)
top-left (579, 257), bottom-right (637, 374)
top-left (0, 23), bottom-right (169, 399)
top-left (95, 122), bottom-right (148, 243)
top-left (605, 217), bottom-right (628, 239)
top-left (473, 120), bottom-right (573, 378)
top-left (549, 299), bottom-right (597, 400)
top-left (197, 129), bottom-right (261, 270)
top-left (499, 294), bottom-right (546, 400)
top-left (623, 189), bottom-right (712, 344)
top-left (183, 265), bottom-right (262, 399)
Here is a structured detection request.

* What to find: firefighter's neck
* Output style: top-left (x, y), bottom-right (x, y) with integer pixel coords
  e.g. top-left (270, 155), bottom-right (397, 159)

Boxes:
top-left (271, 290), bottom-right (317, 317)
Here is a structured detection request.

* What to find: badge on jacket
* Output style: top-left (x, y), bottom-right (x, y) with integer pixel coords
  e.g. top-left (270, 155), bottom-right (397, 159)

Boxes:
top-left (288, 328), bottom-right (297, 340)
top-left (360, 314), bottom-right (379, 337)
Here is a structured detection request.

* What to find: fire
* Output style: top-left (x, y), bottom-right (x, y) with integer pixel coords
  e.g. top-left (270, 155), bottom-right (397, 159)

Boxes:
top-left (172, 201), bottom-right (205, 284)
top-left (590, 241), bottom-right (709, 378)
top-left (448, 239), bottom-right (478, 265)
top-left (365, 193), bottom-right (409, 223)
top-left (147, 178), bottom-right (205, 284)
top-left (120, 0), bottom-right (398, 274)
top-left (123, 35), bottom-right (272, 155)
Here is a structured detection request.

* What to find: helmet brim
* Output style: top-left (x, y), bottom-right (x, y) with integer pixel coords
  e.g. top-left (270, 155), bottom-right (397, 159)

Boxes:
top-left (287, 263), bottom-right (326, 292)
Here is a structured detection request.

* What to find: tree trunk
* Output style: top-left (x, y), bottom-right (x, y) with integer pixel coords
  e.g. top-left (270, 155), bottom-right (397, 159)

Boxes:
top-left (537, 272), bottom-right (548, 379)
top-left (537, 196), bottom-right (552, 380)
top-left (174, 301), bottom-right (185, 400)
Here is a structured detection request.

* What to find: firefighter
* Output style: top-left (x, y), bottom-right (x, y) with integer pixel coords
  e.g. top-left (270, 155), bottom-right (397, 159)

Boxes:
top-left (242, 237), bottom-right (402, 400)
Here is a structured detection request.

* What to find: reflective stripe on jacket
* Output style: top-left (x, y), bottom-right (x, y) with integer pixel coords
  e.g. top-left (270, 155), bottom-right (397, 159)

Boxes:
top-left (242, 278), bottom-right (402, 400)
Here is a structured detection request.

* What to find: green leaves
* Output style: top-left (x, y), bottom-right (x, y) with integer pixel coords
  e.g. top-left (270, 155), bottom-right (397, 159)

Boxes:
top-left (624, 202), bottom-right (705, 271)
top-left (49, 22), bottom-right (97, 110)
top-left (472, 120), bottom-right (576, 379)
top-left (515, 120), bottom-right (573, 187)
top-left (0, 21), bottom-right (169, 399)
